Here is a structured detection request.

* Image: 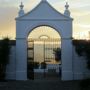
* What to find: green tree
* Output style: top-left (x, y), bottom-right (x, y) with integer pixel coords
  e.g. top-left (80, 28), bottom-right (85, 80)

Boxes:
top-left (53, 48), bottom-right (61, 62)
top-left (73, 40), bottom-right (90, 90)
top-left (73, 40), bottom-right (90, 69)
top-left (0, 37), bottom-right (11, 80)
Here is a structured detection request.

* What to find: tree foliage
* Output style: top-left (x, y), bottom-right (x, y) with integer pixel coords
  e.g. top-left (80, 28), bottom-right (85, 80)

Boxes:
top-left (53, 48), bottom-right (61, 62)
top-left (0, 37), bottom-right (11, 79)
top-left (73, 40), bottom-right (90, 69)
top-left (0, 38), bottom-right (10, 64)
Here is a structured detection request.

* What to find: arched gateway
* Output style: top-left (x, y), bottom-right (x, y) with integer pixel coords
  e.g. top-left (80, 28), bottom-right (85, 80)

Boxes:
top-left (16, 0), bottom-right (73, 80)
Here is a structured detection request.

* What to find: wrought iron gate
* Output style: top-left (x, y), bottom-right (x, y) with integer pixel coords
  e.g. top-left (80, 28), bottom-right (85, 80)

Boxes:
top-left (27, 38), bottom-right (61, 80)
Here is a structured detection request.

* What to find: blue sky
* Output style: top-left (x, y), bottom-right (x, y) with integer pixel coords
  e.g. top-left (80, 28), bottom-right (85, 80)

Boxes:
top-left (0, 0), bottom-right (90, 39)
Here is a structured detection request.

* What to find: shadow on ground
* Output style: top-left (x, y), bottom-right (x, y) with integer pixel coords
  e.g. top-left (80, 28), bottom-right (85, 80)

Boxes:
top-left (0, 79), bottom-right (80, 90)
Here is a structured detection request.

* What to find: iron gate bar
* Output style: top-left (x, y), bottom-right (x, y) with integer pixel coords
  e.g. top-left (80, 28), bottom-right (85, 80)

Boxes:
top-left (27, 38), bottom-right (61, 79)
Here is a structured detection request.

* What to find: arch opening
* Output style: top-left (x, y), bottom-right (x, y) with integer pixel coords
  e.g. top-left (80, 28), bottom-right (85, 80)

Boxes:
top-left (27, 26), bottom-right (62, 80)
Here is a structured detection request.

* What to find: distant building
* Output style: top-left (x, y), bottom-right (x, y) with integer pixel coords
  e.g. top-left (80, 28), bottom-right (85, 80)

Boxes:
top-left (5, 0), bottom-right (90, 80)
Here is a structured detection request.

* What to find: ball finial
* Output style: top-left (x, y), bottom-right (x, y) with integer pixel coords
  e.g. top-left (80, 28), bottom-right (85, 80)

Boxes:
top-left (20, 2), bottom-right (24, 10)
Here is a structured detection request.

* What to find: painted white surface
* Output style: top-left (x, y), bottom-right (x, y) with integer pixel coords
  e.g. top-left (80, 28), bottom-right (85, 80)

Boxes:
top-left (16, 0), bottom-right (72, 20)
top-left (16, 0), bottom-right (73, 80)
top-left (6, 46), bottom-right (90, 80)
top-left (16, 39), bottom-right (27, 80)
top-left (72, 47), bottom-right (90, 80)
top-left (6, 46), bottom-right (16, 80)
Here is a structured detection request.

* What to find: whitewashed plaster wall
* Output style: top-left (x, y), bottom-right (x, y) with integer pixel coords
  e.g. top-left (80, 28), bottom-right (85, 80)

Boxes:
top-left (6, 46), bottom-right (16, 80)
top-left (6, 45), bottom-right (90, 80)
top-left (72, 47), bottom-right (90, 80)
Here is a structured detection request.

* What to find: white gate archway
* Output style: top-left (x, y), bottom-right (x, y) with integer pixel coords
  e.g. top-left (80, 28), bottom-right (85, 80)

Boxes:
top-left (16, 0), bottom-right (73, 80)
top-left (27, 26), bottom-right (61, 80)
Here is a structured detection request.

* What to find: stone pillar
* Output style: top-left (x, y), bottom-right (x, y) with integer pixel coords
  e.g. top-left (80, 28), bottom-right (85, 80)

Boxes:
top-left (61, 38), bottom-right (73, 80)
top-left (16, 38), bottom-right (27, 80)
